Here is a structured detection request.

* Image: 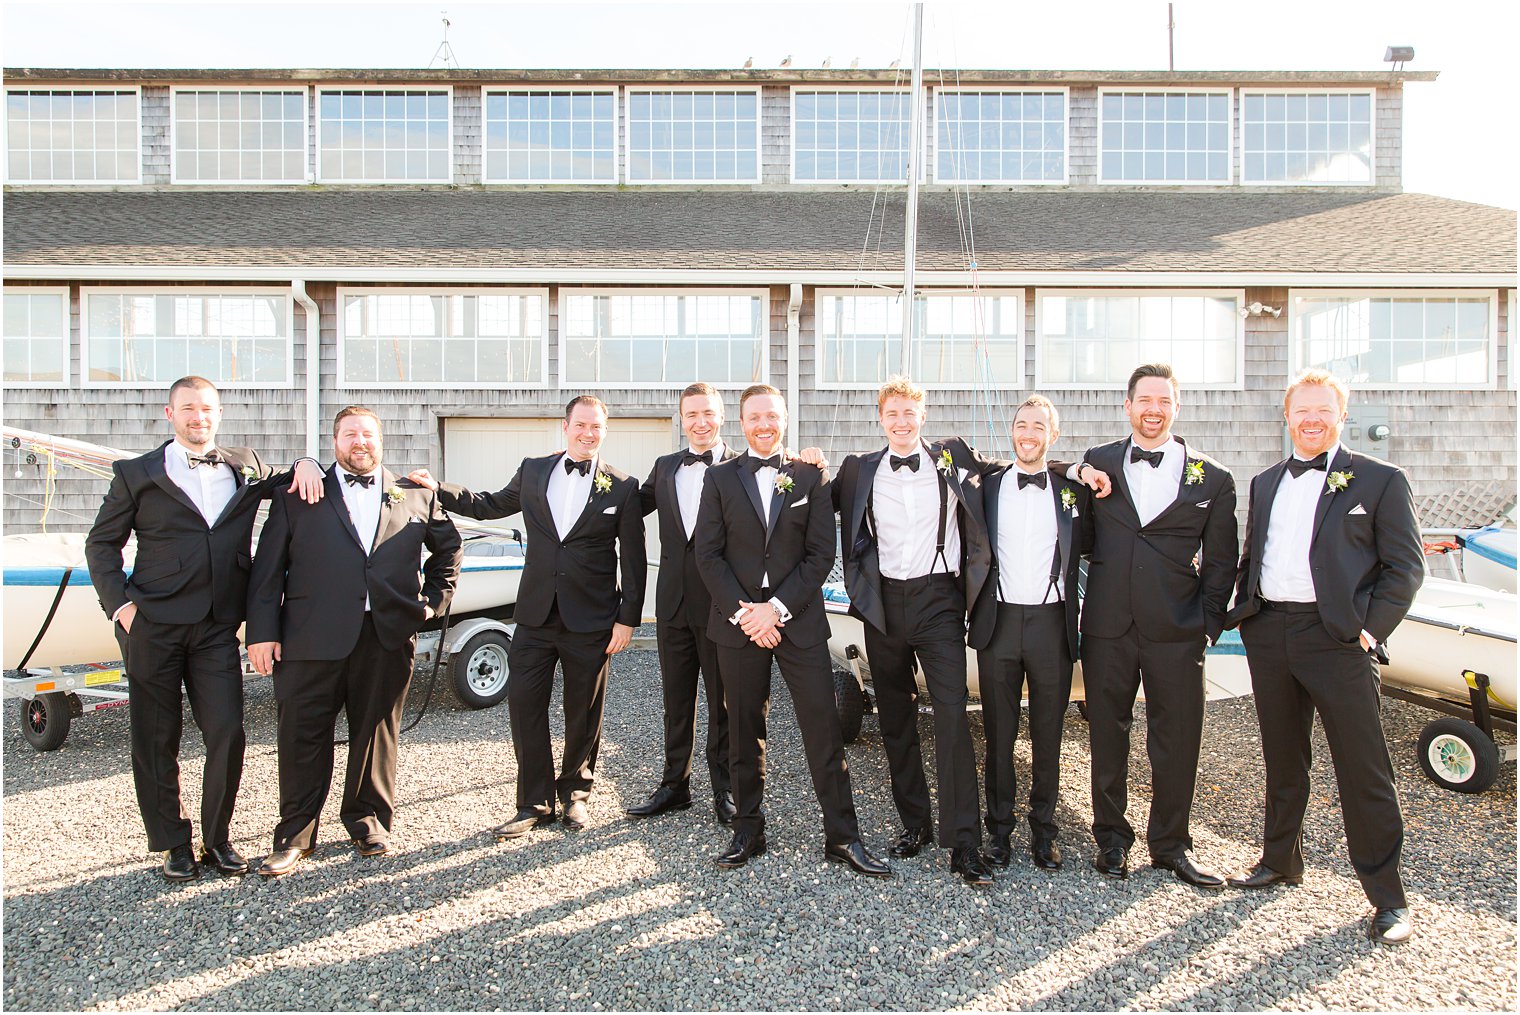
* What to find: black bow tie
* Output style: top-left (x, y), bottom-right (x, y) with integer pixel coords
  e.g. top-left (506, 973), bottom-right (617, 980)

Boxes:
top-left (344, 472), bottom-right (374, 488)
top-left (746, 454), bottom-right (781, 473)
top-left (1130, 446), bottom-right (1165, 469)
top-left (1285, 453), bottom-right (1329, 479)
top-left (889, 453), bottom-right (920, 473)
top-left (1017, 470), bottom-right (1048, 490)
top-left (564, 457), bottom-right (593, 476)
top-left (682, 449), bottom-right (714, 467)
top-left (186, 451), bottom-right (221, 469)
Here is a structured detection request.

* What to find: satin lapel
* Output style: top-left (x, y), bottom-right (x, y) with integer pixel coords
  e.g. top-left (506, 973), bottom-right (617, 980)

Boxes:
top-left (324, 467), bottom-right (367, 551)
top-left (209, 448), bottom-right (255, 527)
top-left (563, 466), bottom-right (603, 542)
top-left (1052, 473), bottom-right (1073, 580)
top-left (849, 449), bottom-right (886, 544)
top-left (984, 468), bottom-right (1003, 547)
top-left (738, 464), bottom-right (767, 529)
top-left (372, 470), bottom-right (408, 550)
top-left (1148, 435), bottom-right (1193, 524)
top-left (1311, 446), bottom-right (1353, 547)
top-left (1109, 441), bottom-right (1140, 523)
top-left (146, 444), bottom-right (206, 520)
top-left (661, 455), bottom-right (681, 539)
top-left (765, 465), bottom-right (789, 538)
top-left (928, 440), bottom-right (965, 503)
top-left (530, 456), bottom-right (558, 536)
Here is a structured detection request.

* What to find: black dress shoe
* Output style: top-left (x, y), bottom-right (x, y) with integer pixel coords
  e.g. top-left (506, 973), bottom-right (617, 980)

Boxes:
top-left (625, 785), bottom-right (693, 818)
top-left (495, 808), bottom-right (556, 840)
top-left (1093, 846), bottom-right (1129, 879)
top-left (824, 840), bottom-right (892, 878)
top-left (1368, 907), bottom-right (1412, 945)
top-left (715, 831), bottom-right (767, 869)
top-left (713, 789), bottom-right (737, 826)
top-left (256, 846), bottom-right (313, 877)
top-left (888, 826), bottom-right (934, 859)
top-left (199, 841), bottom-right (249, 876)
top-left (561, 801), bottom-right (590, 831)
top-left (1031, 838), bottom-right (1063, 871)
top-left (984, 835), bottom-right (1012, 868)
top-left (950, 847), bottom-right (994, 886)
top-left (1226, 862), bottom-right (1302, 889)
top-left (351, 837), bottom-right (390, 858)
top-left (162, 844), bottom-right (199, 881)
top-left (1151, 851), bottom-right (1225, 889)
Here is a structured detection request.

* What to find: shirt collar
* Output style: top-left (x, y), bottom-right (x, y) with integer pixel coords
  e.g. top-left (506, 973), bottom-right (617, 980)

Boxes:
top-left (745, 446), bottom-right (781, 463)
top-left (1291, 442), bottom-right (1344, 463)
top-left (1128, 436), bottom-right (1179, 458)
top-left (560, 452), bottom-right (598, 472)
top-left (171, 439), bottom-right (218, 460)
top-left (338, 466), bottom-right (381, 483)
top-left (688, 441), bottom-right (725, 460)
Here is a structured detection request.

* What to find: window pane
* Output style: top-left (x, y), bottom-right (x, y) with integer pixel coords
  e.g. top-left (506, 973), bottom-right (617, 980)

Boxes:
top-left (2, 292), bottom-right (69, 384)
top-left (338, 290), bottom-right (544, 385)
top-left (937, 90), bottom-right (1065, 182)
top-left (626, 90), bottom-right (758, 183)
top-left (794, 90), bottom-right (914, 183)
top-left (1098, 90), bottom-right (1229, 183)
top-left (1294, 294), bottom-right (1490, 385)
top-left (817, 291), bottom-right (1021, 386)
top-left (172, 89), bottom-right (307, 182)
top-left (561, 292), bottom-right (764, 384)
top-left (79, 292), bottom-right (289, 385)
top-left (1241, 90), bottom-right (1373, 184)
top-left (5, 89), bottom-right (139, 182)
top-left (1037, 293), bottom-right (1239, 386)
top-left (317, 89), bottom-right (449, 182)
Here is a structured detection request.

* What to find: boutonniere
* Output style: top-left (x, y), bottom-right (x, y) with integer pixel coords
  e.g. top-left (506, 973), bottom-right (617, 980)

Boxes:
top-left (594, 472), bottom-right (613, 495)
top-left (1060, 487), bottom-right (1077, 511)
top-left (386, 485), bottom-right (405, 504)
top-left (1183, 460), bottom-right (1205, 486)
top-left (774, 473), bottom-right (795, 495)
top-left (1325, 470), bottom-right (1353, 496)
top-left (936, 449), bottom-right (954, 475)
top-left (240, 465), bottom-right (256, 481)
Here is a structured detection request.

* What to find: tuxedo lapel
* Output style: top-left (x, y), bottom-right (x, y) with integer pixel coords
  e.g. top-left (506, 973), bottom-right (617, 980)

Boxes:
top-left (1108, 441), bottom-right (1140, 524)
top-left (209, 448), bottom-right (255, 527)
top-left (146, 444), bottom-right (207, 521)
top-left (1311, 446), bottom-right (1354, 547)
top-left (849, 449), bottom-right (886, 543)
top-left (323, 467), bottom-right (367, 551)
top-left (1052, 473), bottom-right (1074, 581)
top-left (984, 469), bottom-right (1004, 547)
top-left (765, 466), bottom-right (788, 538)
top-left (528, 456), bottom-right (559, 538)
top-left (563, 466), bottom-right (604, 542)
top-left (661, 455), bottom-right (682, 539)
top-left (1146, 436), bottom-right (1194, 525)
top-left (372, 470), bottom-right (408, 550)
top-left (1251, 461), bottom-right (1289, 578)
top-left (737, 464), bottom-right (767, 529)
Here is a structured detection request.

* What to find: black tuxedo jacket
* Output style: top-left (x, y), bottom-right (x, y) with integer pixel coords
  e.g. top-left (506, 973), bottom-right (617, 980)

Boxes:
top-left (86, 440), bottom-right (294, 626)
top-left (966, 464), bottom-right (1088, 655)
top-left (694, 456), bottom-right (834, 649)
top-left (1079, 436), bottom-right (1238, 644)
top-left (437, 454), bottom-right (645, 633)
top-left (640, 445), bottom-right (741, 622)
top-left (1228, 446), bottom-right (1424, 644)
top-left (829, 436), bottom-right (994, 636)
top-left (246, 468), bottom-right (461, 659)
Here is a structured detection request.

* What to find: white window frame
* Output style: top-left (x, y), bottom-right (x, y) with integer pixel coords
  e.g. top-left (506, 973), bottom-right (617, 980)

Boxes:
top-left (556, 287), bottom-right (770, 390)
top-left (932, 87), bottom-right (1069, 186)
top-left (1034, 288), bottom-right (1247, 390)
top-left (3, 86), bottom-right (143, 185)
top-left (80, 286), bottom-right (295, 389)
top-left (813, 287), bottom-right (1026, 391)
top-left (335, 286), bottom-right (550, 390)
top-left (623, 86), bottom-right (762, 186)
top-left (315, 85), bottom-right (453, 185)
top-left (790, 85), bottom-right (925, 185)
top-left (480, 86), bottom-right (618, 186)
top-left (2, 286), bottom-right (71, 388)
top-left (1239, 88), bottom-right (1375, 188)
top-left (1096, 87), bottom-right (1233, 186)
top-left (168, 86), bottom-right (311, 186)
top-left (1287, 288), bottom-right (1499, 391)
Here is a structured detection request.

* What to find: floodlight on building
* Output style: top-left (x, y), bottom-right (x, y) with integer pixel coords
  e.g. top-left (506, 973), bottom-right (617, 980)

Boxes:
top-left (1239, 302), bottom-right (1282, 319)
top-left (1384, 46), bottom-right (1414, 70)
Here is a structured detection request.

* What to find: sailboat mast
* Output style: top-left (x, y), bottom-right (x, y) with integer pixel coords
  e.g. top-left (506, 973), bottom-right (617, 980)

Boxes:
top-left (900, 2), bottom-right (925, 375)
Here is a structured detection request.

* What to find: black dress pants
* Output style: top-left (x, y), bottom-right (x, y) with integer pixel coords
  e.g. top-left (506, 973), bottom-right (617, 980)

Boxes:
top-left (654, 608), bottom-right (730, 797)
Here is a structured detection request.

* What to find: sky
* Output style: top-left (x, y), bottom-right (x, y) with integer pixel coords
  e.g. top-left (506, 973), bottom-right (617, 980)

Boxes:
top-left (1, 0), bottom-right (1516, 209)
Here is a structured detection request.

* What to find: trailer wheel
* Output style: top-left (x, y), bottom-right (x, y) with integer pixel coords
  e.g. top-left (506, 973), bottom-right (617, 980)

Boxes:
top-left (450, 630), bottom-right (512, 709)
top-left (1417, 717), bottom-right (1499, 793)
top-left (19, 692), bottom-right (71, 752)
top-left (833, 669), bottom-right (865, 745)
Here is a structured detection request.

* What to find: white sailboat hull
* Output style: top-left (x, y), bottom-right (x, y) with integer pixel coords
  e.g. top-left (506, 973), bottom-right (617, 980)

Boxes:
top-left (1380, 577), bottom-right (1517, 712)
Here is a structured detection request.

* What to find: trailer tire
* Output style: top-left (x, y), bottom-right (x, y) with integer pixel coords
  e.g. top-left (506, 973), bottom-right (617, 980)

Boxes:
top-left (1417, 717), bottom-right (1499, 793)
top-left (834, 669), bottom-right (865, 745)
top-left (451, 630), bottom-right (512, 709)
top-left (19, 692), bottom-right (70, 752)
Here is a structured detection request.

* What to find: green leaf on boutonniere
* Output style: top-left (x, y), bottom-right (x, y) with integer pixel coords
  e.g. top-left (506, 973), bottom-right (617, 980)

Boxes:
top-left (241, 465), bottom-right (257, 481)
top-left (387, 485), bottom-right (405, 504)
top-left (1184, 460), bottom-right (1205, 486)
top-left (1325, 470), bottom-right (1353, 496)
top-left (1060, 486), bottom-right (1076, 511)
top-left (594, 472), bottom-right (613, 495)
top-left (936, 449), bottom-right (954, 475)
top-left (774, 473), bottom-right (795, 495)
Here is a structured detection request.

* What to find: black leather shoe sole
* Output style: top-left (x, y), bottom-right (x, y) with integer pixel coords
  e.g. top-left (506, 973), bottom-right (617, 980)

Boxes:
top-left (351, 839), bottom-right (390, 858)
top-left (495, 814), bottom-right (556, 840)
top-left (1226, 869), bottom-right (1302, 889)
top-left (1151, 859), bottom-right (1225, 889)
top-left (198, 851), bottom-right (250, 876)
top-left (625, 797), bottom-right (693, 818)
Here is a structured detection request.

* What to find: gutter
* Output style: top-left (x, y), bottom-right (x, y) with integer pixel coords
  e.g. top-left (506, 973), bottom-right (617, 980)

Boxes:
top-left (786, 283), bottom-right (802, 429)
top-left (290, 279), bottom-right (320, 458)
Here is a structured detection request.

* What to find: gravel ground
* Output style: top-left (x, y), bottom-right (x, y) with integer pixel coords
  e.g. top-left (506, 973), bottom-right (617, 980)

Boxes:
top-left (3, 643), bottom-right (1515, 1012)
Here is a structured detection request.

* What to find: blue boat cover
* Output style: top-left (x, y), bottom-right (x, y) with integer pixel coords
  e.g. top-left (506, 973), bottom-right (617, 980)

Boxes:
top-left (1460, 527), bottom-right (1518, 570)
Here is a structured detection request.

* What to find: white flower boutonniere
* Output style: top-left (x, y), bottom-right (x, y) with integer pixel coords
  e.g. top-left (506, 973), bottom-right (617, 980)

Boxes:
top-left (1183, 460), bottom-right (1205, 486)
top-left (1325, 470), bottom-right (1353, 496)
top-left (386, 485), bottom-right (405, 504)
top-left (241, 465), bottom-right (257, 481)
top-left (594, 472), bottom-right (613, 495)
top-left (936, 449), bottom-right (954, 475)
top-left (1060, 487), bottom-right (1077, 511)
top-left (774, 473), bottom-right (795, 495)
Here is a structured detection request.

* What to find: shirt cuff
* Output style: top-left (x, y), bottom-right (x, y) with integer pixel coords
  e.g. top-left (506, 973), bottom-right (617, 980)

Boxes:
top-left (1066, 462), bottom-right (1085, 482)
top-left (729, 606), bottom-right (747, 626)
top-left (1361, 629), bottom-right (1377, 649)
top-left (111, 602), bottom-right (132, 623)
top-left (768, 597), bottom-right (792, 623)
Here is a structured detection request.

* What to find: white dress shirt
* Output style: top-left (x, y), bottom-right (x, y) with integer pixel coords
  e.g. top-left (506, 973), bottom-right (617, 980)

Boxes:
top-left (338, 465), bottom-right (383, 612)
top-left (675, 441), bottom-right (725, 540)
top-left (1124, 436), bottom-right (1184, 527)
top-left (871, 445), bottom-right (961, 580)
top-left (546, 453), bottom-right (596, 541)
top-left (164, 440), bottom-right (236, 527)
top-left (1259, 447), bottom-right (1335, 603)
top-left (996, 467), bottom-right (1063, 605)
top-left (732, 447), bottom-right (792, 624)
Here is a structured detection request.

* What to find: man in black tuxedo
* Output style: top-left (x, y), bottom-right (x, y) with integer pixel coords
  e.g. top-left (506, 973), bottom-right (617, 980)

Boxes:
top-left (967, 394), bottom-right (1088, 874)
top-left (410, 395), bottom-right (645, 839)
top-left (694, 384), bottom-right (889, 877)
top-left (1074, 363), bottom-right (1237, 886)
top-left (1225, 370), bottom-right (1423, 945)
top-left (86, 375), bottom-right (323, 881)
top-left (246, 406), bottom-right (460, 876)
top-left (828, 377), bottom-right (993, 885)
top-left (626, 382), bottom-right (738, 825)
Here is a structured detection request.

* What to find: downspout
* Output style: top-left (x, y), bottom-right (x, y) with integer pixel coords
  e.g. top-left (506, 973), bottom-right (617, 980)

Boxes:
top-left (786, 283), bottom-right (802, 443)
top-left (291, 280), bottom-right (320, 459)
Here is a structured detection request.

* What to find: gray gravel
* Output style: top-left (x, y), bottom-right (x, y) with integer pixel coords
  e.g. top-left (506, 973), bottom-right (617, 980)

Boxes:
top-left (3, 642), bottom-right (1515, 1011)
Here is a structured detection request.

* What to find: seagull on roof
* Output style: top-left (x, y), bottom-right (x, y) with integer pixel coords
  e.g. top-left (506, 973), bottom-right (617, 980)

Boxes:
top-left (780, 55), bottom-right (793, 67)
top-left (822, 56), bottom-right (832, 68)
top-left (743, 56), bottom-right (753, 68)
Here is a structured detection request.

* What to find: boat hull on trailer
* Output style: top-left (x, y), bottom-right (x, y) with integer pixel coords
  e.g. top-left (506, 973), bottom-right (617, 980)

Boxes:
top-left (1381, 576), bottom-right (1517, 712)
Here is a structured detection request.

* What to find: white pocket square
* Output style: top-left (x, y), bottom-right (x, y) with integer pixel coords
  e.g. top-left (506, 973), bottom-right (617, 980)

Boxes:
top-left (1348, 503), bottom-right (1367, 516)
top-left (1196, 499), bottom-right (1210, 509)
top-left (790, 497), bottom-right (809, 507)
top-left (602, 505), bottom-right (617, 514)
top-left (957, 467), bottom-right (970, 483)
top-left (407, 516), bottom-right (424, 524)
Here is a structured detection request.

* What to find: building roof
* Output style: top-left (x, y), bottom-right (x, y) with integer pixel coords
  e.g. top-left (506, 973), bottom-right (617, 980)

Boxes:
top-left (3, 190), bottom-right (1513, 281)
